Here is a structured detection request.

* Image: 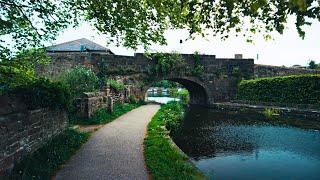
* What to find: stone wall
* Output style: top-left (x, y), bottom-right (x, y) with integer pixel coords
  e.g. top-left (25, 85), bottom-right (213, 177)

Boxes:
top-left (0, 96), bottom-right (68, 175)
top-left (254, 64), bottom-right (320, 78)
top-left (76, 86), bottom-right (136, 118)
top-left (38, 52), bottom-right (254, 105)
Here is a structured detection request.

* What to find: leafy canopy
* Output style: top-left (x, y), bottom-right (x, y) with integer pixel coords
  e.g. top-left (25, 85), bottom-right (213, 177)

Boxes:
top-left (0, 0), bottom-right (78, 59)
top-left (1, 0), bottom-right (319, 55)
top-left (79, 0), bottom-right (320, 48)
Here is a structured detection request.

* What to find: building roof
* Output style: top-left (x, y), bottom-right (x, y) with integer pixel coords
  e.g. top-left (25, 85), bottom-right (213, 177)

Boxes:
top-left (46, 38), bottom-right (113, 54)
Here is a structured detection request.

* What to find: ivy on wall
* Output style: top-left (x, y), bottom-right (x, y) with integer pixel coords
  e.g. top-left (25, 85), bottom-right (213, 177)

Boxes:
top-left (149, 52), bottom-right (187, 76)
top-left (190, 51), bottom-right (204, 77)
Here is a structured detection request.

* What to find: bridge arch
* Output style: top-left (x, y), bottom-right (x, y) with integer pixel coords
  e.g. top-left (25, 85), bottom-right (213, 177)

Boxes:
top-left (143, 77), bottom-right (209, 106)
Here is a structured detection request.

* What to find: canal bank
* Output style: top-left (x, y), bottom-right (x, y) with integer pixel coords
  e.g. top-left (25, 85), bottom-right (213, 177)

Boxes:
top-left (212, 102), bottom-right (320, 117)
top-left (144, 102), bottom-right (205, 179)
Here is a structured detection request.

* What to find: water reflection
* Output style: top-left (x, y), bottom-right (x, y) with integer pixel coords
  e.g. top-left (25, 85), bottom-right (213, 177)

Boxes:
top-left (146, 97), bottom-right (179, 104)
top-left (173, 105), bottom-right (320, 180)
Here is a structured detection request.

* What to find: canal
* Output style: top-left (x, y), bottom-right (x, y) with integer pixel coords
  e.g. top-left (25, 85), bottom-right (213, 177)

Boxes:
top-left (173, 105), bottom-right (320, 180)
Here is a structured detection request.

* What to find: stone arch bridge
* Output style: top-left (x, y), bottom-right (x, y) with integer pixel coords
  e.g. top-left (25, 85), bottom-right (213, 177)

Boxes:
top-left (38, 52), bottom-right (254, 106)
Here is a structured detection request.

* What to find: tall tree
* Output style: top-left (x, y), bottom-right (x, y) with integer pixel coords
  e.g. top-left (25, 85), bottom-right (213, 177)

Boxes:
top-left (79, 0), bottom-right (320, 49)
top-left (0, 0), bottom-right (78, 60)
top-left (308, 60), bottom-right (318, 69)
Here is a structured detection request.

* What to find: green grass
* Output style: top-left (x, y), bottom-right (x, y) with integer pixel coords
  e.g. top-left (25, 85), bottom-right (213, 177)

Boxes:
top-left (70, 102), bottom-right (142, 125)
top-left (10, 129), bottom-right (91, 179)
top-left (144, 102), bottom-right (205, 180)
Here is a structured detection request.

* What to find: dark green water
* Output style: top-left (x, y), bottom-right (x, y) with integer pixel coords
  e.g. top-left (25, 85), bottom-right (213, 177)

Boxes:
top-left (173, 105), bottom-right (320, 180)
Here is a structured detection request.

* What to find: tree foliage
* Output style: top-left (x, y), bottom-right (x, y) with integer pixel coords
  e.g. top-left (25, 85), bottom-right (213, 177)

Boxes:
top-left (0, 48), bottom-right (50, 92)
top-left (0, 0), bottom-right (78, 59)
top-left (1, 0), bottom-right (319, 55)
top-left (79, 0), bottom-right (320, 48)
top-left (152, 80), bottom-right (180, 88)
top-left (308, 60), bottom-right (319, 69)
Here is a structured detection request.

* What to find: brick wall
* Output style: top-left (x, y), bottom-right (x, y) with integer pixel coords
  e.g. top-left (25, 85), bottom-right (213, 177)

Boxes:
top-left (0, 96), bottom-right (68, 175)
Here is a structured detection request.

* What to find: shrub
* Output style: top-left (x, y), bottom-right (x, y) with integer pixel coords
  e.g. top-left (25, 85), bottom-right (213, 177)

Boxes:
top-left (237, 74), bottom-right (320, 105)
top-left (263, 108), bottom-right (281, 119)
top-left (129, 95), bottom-right (138, 103)
top-left (106, 79), bottom-right (125, 92)
top-left (0, 63), bottom-right (36, 94)
top-left (177, 89), bottom-right (190, 104)
top-left (8, 78), bottom-right (71, 110)
top-left (152, 80), bottom-right (180, 88)
top-left (58, 66), bottom-right (99, 99)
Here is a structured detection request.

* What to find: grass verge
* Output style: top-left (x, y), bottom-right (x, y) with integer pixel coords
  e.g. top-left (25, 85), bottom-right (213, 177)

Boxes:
top-left (10, 129), bottom-right (91, 179)
top-left (144, 102), bottom-right (205, 179)
top-left (70, 102), bottom-right (142, 125)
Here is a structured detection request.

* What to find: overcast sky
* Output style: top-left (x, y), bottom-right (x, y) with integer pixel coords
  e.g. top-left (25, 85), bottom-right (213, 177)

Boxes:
top-left (52, 17), bottom-right (320, 67)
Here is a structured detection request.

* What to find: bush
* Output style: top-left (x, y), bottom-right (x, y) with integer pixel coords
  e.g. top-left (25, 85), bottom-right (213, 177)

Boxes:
top-left (177, 89), bottom-right (190, 104)
top-left (0, 64), bottom-right (35, 94)
top-left (106, 79), bottom-right (125, 92)
top-left (6, 78), bottom-right (71, 110)
top-left (152, 80), bottom-right (180, 88)
top-left (237, 74), bottom-right (320, 105)
top-left (129, 95), bottom-right (138, 103)
top-left (263, 108), bottom-right (281, 119)
top-left (58, 66), bottom-right (99, 99)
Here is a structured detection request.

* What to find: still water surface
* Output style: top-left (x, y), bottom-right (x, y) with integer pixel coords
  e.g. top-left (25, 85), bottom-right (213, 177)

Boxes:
top-left (173, 105), bottom-right (320, 180)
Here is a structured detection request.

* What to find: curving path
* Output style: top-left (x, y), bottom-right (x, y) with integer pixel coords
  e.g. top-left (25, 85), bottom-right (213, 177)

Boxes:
top-left (55, 104), bottom-right (160, 180)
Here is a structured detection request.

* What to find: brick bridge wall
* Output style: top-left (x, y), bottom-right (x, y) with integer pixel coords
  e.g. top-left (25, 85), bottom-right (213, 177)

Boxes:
top-left (254, 64), bottom-right (320, 78)
top-left (0, 96), bottom-right (68, 175)
top-left (38, 52), bottom-right (254, 105)
top-left (37, 52), bottom-right (320, 105)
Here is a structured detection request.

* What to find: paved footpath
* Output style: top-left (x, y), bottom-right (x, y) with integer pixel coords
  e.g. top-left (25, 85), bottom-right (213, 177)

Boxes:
top-left (55, 104), bottom-right (160, 180)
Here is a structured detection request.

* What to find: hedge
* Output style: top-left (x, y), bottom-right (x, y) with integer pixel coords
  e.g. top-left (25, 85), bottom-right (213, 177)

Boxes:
top-left (236, 74), bottom-right (320, 105)
top-left (6, 78), bottom-right (71, 110)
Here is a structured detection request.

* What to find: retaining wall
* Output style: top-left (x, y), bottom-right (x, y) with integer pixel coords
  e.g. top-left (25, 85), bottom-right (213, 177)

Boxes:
top-left (0, 96), bottom-right (68, 176)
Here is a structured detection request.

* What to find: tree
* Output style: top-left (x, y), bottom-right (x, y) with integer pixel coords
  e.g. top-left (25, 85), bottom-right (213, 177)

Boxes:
top-left (308, 60), bottom-right (317, 69)
top-left (1, 0), bottom-right (319, 57)
top-left (0, 0), bottom-right (78, 60)
top-left (79, 0), bottom-right (320, 48)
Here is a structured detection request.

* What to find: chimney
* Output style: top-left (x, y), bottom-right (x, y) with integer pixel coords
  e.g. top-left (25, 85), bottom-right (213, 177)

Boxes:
top-left (235, 54), bottom-right (243, 59)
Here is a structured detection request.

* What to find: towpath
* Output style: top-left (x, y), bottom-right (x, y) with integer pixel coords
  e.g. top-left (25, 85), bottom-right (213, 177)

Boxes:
top-left (55, 104), bottom-right (160, 180)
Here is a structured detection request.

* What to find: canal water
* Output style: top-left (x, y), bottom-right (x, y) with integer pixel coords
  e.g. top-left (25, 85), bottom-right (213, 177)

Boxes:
top-left (173, 105), bottom-right (320, 180)
top-left (146, 97), bottom-right (179, 104)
